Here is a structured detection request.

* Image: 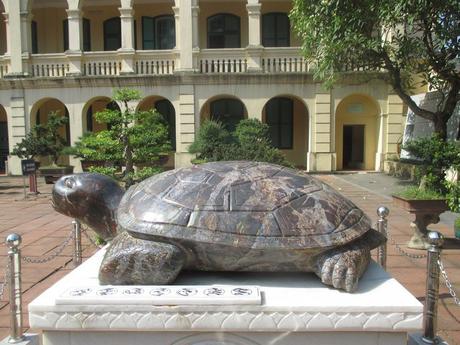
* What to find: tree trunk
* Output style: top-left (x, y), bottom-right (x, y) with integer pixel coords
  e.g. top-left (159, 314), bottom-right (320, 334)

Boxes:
top-left (433, 114), bottom-right (447, 141)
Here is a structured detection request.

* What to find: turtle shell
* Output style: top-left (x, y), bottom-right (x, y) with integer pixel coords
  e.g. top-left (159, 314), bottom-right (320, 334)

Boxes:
top-left (117, 161), bottom-right (372, 250)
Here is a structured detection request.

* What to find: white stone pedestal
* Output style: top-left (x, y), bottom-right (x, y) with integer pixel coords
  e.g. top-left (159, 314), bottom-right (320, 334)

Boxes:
top-left (29, 249), bottom-right (423, 345)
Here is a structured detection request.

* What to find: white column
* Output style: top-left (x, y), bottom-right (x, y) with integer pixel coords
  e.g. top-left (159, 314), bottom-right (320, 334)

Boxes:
top-left (118, 3), bottom-right (135, 74)
top-left (2, 13), bottom-right (10, 55)
top-left (66, 9), bottom-right (83, 75)
top-left (5, 0), bottom-right (29, 76)
top-left (174, 0), bottom-right (194, 72)
top-left (191, 0), bottom-right (199, 49)
top-left (246, 1), bottom-right (261, 47)
top-left (191, 0), bottom-right (200, 70)
top-left (246, 0), bottom-right (262, 72)
top-left (66, 9), bottom-right (82, 52)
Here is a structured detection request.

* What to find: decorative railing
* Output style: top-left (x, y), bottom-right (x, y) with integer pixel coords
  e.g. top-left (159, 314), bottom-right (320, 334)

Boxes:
top-left (30, 54), bottom-right (69, 77)
top-left (199, 49), bottom-right (248, 74)
top-left (261, 47), bottom-right (310, 73)
top-left (1, 48), bottom-right (319, 79)
top-left (82, 51), bottom-right (122, 76)
top-left (135, 50), bottom-right (176, 75)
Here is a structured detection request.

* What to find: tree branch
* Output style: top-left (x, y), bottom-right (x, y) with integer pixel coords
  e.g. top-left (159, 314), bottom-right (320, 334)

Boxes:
top-left (380, 50), bottom-right (436, 121)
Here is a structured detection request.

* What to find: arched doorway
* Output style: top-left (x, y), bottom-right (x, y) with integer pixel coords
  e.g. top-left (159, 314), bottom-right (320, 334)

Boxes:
top-left (83, 97), bottom-right (119, 133)
top-left (262, 96), bottom-right (309, 169)
top-left (31, 98), bottom-right (70, 165)
top-left (138, 96), bottom-right (176, 151)
top-left (335, 94), bottom-right (379, 170)
top-left (33, 98), bottom-right (70, 144)
top-left (0, 105), bottom-right (8, 173)
top-left (200, 96), bottom-right (247, 132)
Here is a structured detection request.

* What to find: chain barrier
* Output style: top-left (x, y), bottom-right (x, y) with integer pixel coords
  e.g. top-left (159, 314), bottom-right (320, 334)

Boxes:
top-left (386, 231), bottom-right (428, 259)
top-left (438, 258), bottom-right (460, 306)
top-left (0, 259), bottom-right (10, 300)
top-left (21, 230), bottom-right (74, 264)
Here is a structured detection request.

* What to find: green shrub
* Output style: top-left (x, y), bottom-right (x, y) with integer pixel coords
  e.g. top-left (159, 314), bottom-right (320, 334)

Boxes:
top-left (403, 135), bottom-right (460, 194)
top-left (445, 180), bottom-right (460, 213)
top-left (455, 217), bottom-right (460, 229)
top-left (394, 185), bottom-right (444, 200)
top-left (189, 120), bottom-right (232, 161)
top-left (189, 119), bottom-right (292, 166)
top-left (130, 166), bottom-right (163, 183)
top-left (88, 166), bottom-right (118, 179)
top-left (12, 112), bottom-right (69, 166)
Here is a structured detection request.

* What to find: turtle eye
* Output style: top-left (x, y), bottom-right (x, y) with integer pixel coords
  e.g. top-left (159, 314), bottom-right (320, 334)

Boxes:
top-left (65, 177), bottom-right (76, 189)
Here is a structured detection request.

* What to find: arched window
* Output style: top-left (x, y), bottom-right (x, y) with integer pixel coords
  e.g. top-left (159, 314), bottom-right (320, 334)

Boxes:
top-left (155, 100), bottom-right (176, 150)
top-left (142, 15), bottom-right (175, 50)
top-left (210, 98), bottom-right (244, 131)
top-left (207, 14), bottom-right (240, 48)
top-left (104, 17), bottom-right (121, 51)
top-left (63, 18), bottom-right (91, 52)
top-left (262, 13), bottom-right (290, 47)
top-left (265, 97), bottom-right (293, 149)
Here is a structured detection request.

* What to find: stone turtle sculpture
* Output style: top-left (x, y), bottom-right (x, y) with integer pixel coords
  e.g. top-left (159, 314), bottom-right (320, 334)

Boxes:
top-left (52, 161), bottom-right (385, 292)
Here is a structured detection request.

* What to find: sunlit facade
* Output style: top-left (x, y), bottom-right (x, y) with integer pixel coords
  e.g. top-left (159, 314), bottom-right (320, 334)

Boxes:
top-left (0, 0), bottom-right (405, 175)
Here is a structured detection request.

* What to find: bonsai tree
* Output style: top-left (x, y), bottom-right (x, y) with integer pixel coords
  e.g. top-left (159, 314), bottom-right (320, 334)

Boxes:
top-left (290, 0), bottom-right (460, 140)
top-left (189, 118), bottom-right (292, 166)
top-left (12, 112), bottom-right (69, 166)
top-left (72, 88), bottom-right (172, 187)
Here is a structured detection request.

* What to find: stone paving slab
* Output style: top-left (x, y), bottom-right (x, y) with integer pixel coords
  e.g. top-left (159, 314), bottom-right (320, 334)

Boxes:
top-left (0, 174), bottom-right (458, 344)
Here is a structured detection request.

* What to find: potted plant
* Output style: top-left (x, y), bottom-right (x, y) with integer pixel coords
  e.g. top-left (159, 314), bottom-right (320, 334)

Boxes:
top-left (70, 88), bottom-right (172, 187)
top-left (12, 112), bottom-right (73, 184)
top-left (393, 136), bottom-right (460, 248)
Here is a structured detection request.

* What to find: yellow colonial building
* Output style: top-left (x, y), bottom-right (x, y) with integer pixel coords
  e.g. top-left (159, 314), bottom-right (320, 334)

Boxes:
top-left (0, 0), bottom-right (405, 175)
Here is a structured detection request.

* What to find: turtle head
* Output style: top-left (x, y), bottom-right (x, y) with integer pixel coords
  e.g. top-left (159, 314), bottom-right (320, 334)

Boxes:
top-left (52, 173), bottom-right (124, 241)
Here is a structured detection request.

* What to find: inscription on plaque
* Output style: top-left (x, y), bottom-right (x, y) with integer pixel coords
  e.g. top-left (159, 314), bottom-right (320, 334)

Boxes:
top-left (57, 285), bottom-right (261, 305)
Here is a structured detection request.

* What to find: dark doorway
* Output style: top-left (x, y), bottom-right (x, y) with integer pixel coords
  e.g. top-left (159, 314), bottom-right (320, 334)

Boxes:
top-left (343, 125), bottom-right (364, 170)
top-left (0, 121), bottom-right (8, 173)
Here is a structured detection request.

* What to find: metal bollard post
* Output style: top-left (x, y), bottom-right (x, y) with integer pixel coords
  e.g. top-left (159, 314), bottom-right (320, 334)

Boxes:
top-left (72, 219), bottom-right (82, 267)
top-left (376, 206), bottom-right (389, 270)
top-left (422, 231), bottom-right (443, 344)
top-left (6, 233), bottom-right (25, 343)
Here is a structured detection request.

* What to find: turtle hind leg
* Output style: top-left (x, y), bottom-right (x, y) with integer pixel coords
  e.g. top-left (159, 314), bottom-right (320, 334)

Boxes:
top-left (99, 231), bottom-right (185, 285)
top-left (313, 236), bottom-right (372, 293)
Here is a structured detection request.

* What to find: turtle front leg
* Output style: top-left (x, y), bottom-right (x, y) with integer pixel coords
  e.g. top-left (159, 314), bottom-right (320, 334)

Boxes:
top-left (314, 239), bottom-right (371, 293)
top-left (99, 231), bottom-right (185, 285)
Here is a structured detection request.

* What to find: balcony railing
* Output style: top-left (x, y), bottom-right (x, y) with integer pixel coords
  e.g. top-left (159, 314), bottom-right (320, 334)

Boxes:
top-left (262, 47), bottom-right (310, 73)
top-left (0, 47), bottom-right (321, 79)
top-left (30, 54), bottom-right (69, 77)
top-left (135, 50), bottom-right (176, 75)
top-left (83, 52), bottom-right (122, 76)
top-left (199, 49), bottom-right (248, 74)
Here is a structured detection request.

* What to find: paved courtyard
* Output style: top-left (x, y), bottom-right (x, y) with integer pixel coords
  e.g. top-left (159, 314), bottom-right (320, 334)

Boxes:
top-left (0, 173), bottom-right (458, 344)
